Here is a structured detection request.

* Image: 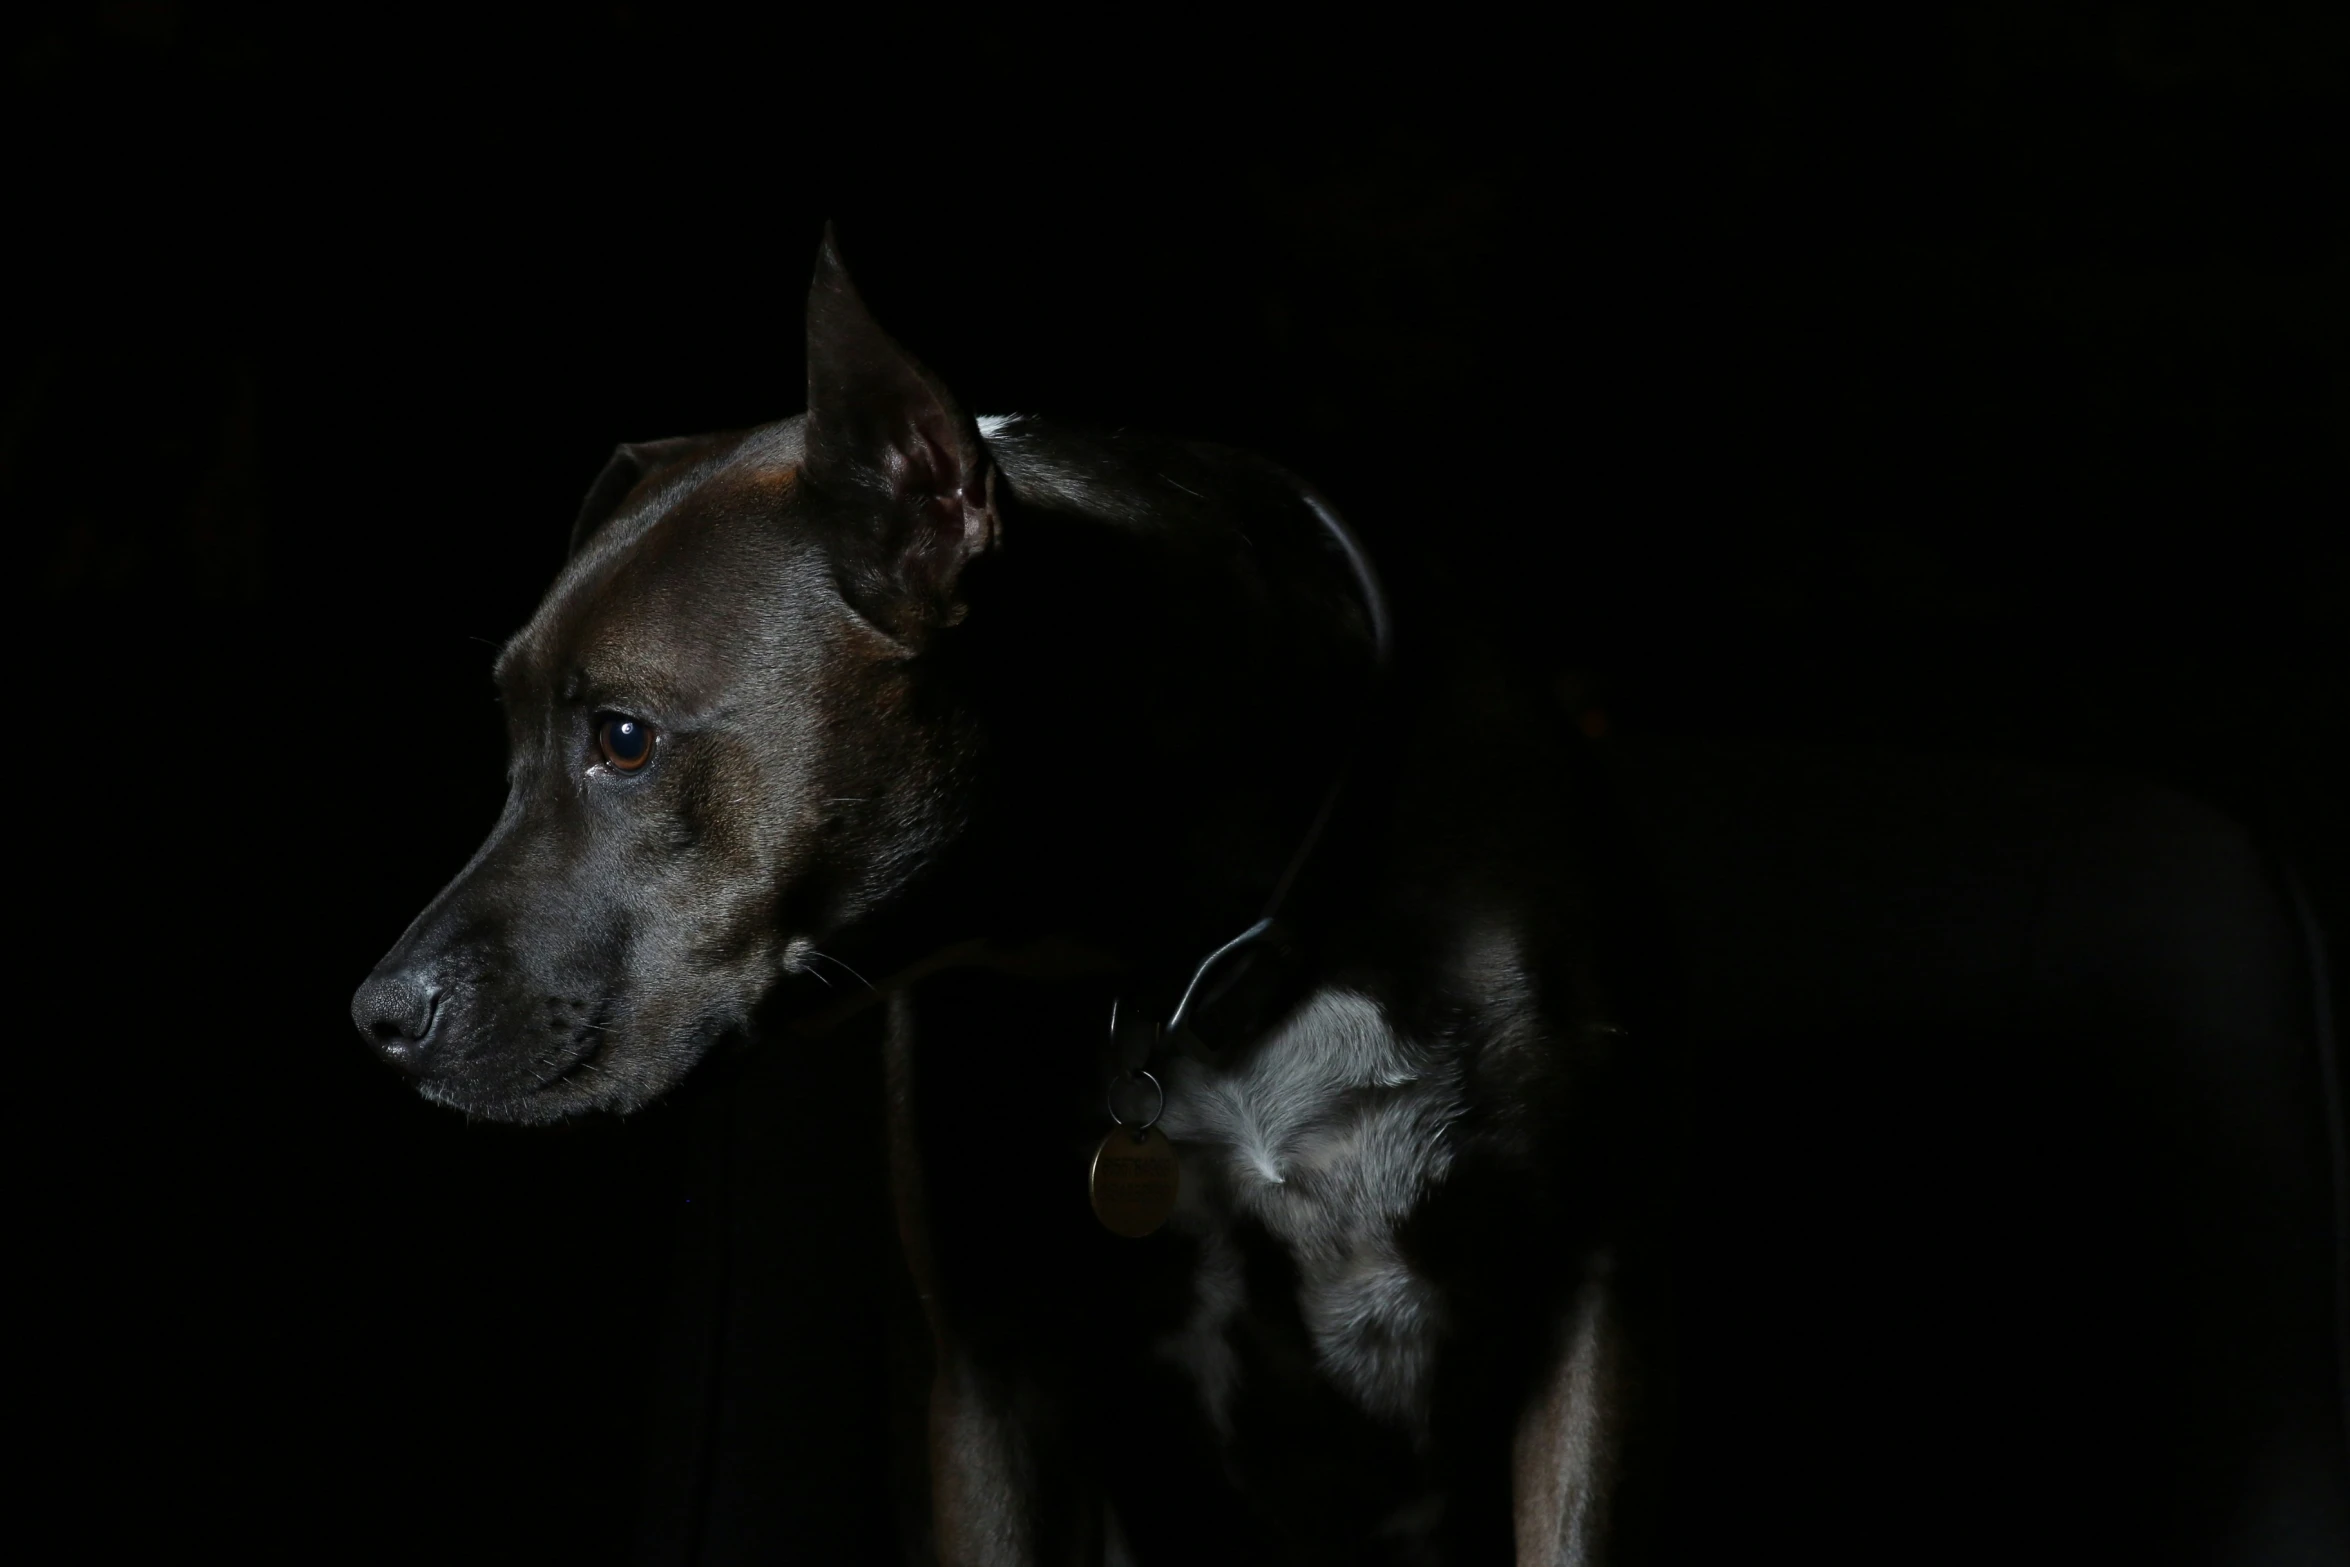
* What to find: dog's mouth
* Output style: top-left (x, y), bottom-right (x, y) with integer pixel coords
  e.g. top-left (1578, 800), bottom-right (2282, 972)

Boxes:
top-left (408, 982), bottom-right (752, 1125)
top-left (414, 994), bottom-right (626, 1121)
top-left (527, 998), bottom-right (619, 1094)
top-left (529, 1041), bottom-right (605, 1094)
top-left (420, 1037), bottom-right (616, 1125)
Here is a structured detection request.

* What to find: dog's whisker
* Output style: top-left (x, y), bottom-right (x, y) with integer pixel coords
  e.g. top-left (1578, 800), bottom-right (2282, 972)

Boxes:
top-left (805, 950), bottom-right (877, 991)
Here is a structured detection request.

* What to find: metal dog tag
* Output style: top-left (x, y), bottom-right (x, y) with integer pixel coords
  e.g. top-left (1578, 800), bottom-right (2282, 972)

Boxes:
top-left (1089, 1125), bottom-right (1180, 1238)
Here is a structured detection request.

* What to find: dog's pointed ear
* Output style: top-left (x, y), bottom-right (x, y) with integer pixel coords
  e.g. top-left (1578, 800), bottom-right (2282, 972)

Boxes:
top-left (803, 225), bottom-right (998, 625)
top-left (569, 437), bottom-right (708, 558)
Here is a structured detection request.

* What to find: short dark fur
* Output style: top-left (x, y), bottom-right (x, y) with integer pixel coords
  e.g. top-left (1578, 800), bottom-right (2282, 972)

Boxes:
top-left (354, 233), bottom-right (1668, 1564)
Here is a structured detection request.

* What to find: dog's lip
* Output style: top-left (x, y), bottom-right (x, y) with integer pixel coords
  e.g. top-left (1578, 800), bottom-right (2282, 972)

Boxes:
top-left (527, 1003), bottom-right (619, 1095)
top-left (532, 1046), bottom-right (600, 1092)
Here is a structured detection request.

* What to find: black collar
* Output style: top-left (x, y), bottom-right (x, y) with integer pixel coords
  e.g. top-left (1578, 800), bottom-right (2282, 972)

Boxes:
top-left (1105, 478), bottom-right (1392, 1076)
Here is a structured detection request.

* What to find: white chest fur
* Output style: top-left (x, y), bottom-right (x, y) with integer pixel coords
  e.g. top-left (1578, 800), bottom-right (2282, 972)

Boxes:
top-left (1154, 988), bottom-right (1468, 1437)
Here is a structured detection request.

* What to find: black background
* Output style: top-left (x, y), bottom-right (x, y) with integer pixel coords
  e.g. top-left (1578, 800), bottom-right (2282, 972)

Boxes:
top-left (17, 3), bottom-right (2345, 1560)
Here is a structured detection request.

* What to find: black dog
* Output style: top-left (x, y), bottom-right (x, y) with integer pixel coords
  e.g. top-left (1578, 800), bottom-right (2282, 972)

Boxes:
top-left (353, 232), bottom-right (1668, 1565)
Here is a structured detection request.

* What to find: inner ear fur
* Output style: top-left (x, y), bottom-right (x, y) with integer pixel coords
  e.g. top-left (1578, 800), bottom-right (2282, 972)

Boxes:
top-left (802, 225), bottom-right (999, 625)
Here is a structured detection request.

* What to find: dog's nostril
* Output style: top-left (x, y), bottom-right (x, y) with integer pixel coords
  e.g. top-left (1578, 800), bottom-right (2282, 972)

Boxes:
top-left (369, 1012), bottom-right (425, 1050)
top-left (352, 972), bottom-right (443, 1077)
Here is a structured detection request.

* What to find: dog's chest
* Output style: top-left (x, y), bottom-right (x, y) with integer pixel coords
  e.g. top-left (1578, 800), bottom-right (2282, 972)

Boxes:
top-left (1154, 988), bottom-right (1467, 1435)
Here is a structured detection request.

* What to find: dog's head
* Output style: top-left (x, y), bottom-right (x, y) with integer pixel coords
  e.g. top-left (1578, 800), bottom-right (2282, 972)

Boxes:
top-left (350, 234), bottom-right (1011, 1121)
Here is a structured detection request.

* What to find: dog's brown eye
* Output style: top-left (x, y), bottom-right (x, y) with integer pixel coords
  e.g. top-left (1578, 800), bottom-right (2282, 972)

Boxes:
top-left (596, 715), bottom-right (655, 772)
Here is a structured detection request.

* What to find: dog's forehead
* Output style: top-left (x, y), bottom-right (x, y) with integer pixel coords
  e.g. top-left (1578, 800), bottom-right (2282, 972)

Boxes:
top-left (497, 434), bottom-right (838, 712)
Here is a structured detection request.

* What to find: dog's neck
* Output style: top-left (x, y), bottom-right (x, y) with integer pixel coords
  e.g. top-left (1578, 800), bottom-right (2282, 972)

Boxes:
top-left (816, 422), bottom-right (1391, 1028)
top-left (976, 440), bottom-right (1380, 973)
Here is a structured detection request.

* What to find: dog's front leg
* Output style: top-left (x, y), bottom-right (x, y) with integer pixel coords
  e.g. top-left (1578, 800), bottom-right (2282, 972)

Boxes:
top-left (925, 1345), bottom-right (1100, 1567)
top-left (1512, 1250), bottom-right (1634, 1566)
top-left (885, 993), bottom-right (1101, 1567)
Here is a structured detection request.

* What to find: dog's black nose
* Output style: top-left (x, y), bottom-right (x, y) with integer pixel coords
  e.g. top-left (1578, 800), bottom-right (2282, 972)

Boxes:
top-left (352, 968), bottom-right (443, 1077)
